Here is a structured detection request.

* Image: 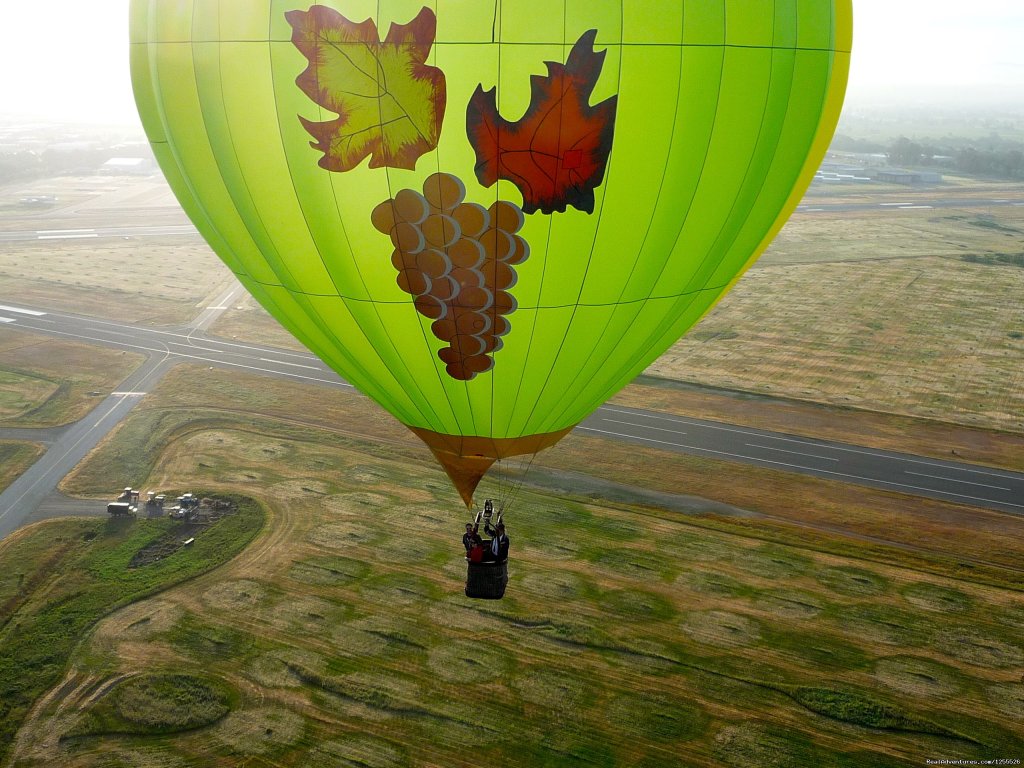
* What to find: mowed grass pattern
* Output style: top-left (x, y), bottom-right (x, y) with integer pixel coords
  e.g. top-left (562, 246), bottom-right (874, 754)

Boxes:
top-left (11, 407), bottom-right (1024, 767)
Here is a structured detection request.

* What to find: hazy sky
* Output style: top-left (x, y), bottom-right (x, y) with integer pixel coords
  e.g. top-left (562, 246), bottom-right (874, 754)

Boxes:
top-left (1, 0), bottom-right (1022, 126)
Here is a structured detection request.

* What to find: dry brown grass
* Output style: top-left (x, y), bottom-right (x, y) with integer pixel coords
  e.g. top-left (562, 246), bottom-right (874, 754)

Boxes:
top-left (0, 371), bottom-right (56, 420)
top-left (0, 239), bottom-right (231, 325)
top-left (0, 329), bottom-right (145, 426)
top-left (654, 253), bottom-right (1024, 433)
top-left (0, 439), bottom-right (45, 492)
top-left (761, 205), bottom-right (1024, 264)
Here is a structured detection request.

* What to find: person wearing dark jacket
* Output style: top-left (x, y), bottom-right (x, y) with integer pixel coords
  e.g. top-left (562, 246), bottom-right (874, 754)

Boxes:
top-left (483, 522), bottom-right (509, 562)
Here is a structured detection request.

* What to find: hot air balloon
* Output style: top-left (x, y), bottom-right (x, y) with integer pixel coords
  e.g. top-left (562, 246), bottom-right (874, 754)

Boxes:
top-left (130, 0), bottom-right (851, 511)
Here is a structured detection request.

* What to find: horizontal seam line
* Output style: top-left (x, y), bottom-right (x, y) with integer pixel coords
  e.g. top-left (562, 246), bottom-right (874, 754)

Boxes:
top-left (231, 271), bottom-right (729, 308)
top-left (132, 40), bottom-right (848, 53)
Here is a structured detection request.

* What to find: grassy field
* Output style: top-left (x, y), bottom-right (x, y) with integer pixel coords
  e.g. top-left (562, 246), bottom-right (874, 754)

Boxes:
top-left (0, 497), bottom-right (264, 764)
top-left (3, 364), bottom-right (1018, 766)
top-left (653, 253), bottom-right (1024, 433)
top-left (649, 197), bottom-right (1024, 434)
top-left (762, 206), bottom-right (1024, 264)
top-left (0, 238), bottom-right (231, 326)
top-left (0, 330), bottom-right (144, 427)
top-left (0, 441), bottom-right (44, 493)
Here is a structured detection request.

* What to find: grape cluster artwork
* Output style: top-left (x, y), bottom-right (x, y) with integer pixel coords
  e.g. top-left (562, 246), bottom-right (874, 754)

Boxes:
top-left (371, 174), bottom-right (528, 381)
top-left (288, 5), bottom-right (617, 381)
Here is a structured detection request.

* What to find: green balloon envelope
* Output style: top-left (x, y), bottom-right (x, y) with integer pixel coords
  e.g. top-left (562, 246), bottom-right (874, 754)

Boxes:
top-left (130, 0), bottom-right (851, 504)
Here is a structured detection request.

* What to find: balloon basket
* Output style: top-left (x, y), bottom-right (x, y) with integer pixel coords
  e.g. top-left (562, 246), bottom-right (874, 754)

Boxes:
top-left (465, 559), bottom-right (508, 600)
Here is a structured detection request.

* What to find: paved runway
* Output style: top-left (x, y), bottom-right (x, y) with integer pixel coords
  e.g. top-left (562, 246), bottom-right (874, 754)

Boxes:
top-left (1, 297), bottom-right (1022, 540)
top-left (578, 406), bottom-right (1024, 515)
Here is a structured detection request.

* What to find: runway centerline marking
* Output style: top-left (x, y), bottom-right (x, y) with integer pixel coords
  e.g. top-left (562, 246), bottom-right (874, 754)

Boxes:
top-left (597, 418), bottom-right (686, 436)
top-left (744, 443), bottom-right (840, 462)
top-left (258, 358), bottom-right (322, 370)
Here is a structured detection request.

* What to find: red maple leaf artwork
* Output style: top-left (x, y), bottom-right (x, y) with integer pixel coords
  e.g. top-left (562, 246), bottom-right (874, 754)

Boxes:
top-left (287, 6), bottom-right (446, 172)
top-left (466, 29), bottom-right (617, 215)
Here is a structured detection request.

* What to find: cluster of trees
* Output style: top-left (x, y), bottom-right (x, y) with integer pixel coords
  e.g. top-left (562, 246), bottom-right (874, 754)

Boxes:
top-left (833, 133), bottom-right (1024, 180)
top-left (955, 146), bottom-right (1024, 178)
top-left (887, 136), bottom-right (1024, 178)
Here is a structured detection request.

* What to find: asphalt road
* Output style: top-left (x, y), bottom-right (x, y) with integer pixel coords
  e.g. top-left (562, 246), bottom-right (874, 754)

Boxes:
top-left (0, 356), bottom-right (173, 539)
top-left (1, 298), bottom-right (1022, 540)
top-left (578, 406), bottom-right (1024, 515)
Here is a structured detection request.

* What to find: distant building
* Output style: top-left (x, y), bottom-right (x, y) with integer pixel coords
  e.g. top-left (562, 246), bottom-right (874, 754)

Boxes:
top-left (101, 157), bottom-right (154, 175)
top-left (875, 168), bottom-right (943, 185)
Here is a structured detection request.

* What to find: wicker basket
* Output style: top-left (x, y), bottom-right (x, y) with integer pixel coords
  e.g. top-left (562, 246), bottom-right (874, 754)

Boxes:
top-left (465, 559), bottom-right (508, 599)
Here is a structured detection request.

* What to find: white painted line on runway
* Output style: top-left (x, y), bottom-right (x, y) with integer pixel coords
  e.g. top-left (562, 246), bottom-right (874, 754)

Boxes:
top-left (898, 205), bottom-right (934, 209)
top-left (36, 228), bottom-right (95, 234)
top-left (38, 233), bottom-right (99, 240)
top-left (111, 392), bottom-right (148, 397)
top-left (0, 318), bottom-right (15, 324)
top-left (259, 358), bottom-right (321, 370)
top-left (992, 199), bottom-right (1009, 203)
top-left (801, 207), bottom-right (824, 212)
top-left (0, 304), bottom-right (46, 316)
top-left (904, 470), bottom-right (1011, 491)
top-left (31, 306), bottom-right (321, 362)
top-left (879, 202), bottom-right (912, 206)
top-left (745, 443), bottom-right (840, 462)
top-left (598, 418), bottom-right (686, 436)
top-left (577, 426), bottom-right (1024, 510)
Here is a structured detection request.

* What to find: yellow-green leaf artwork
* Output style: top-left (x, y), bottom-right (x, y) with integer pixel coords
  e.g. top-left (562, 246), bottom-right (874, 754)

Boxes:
top-left (130, 1), bottom-right (852, 506)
